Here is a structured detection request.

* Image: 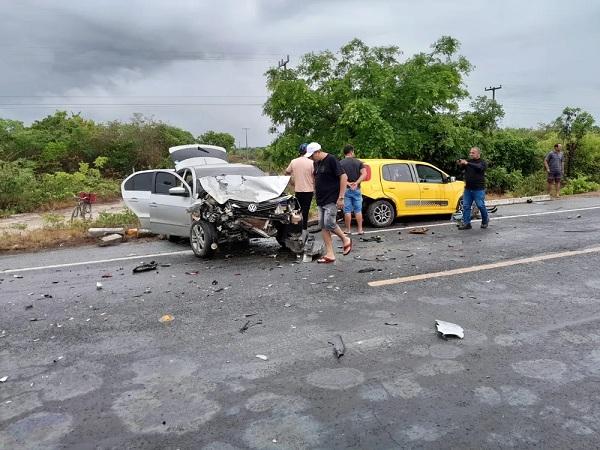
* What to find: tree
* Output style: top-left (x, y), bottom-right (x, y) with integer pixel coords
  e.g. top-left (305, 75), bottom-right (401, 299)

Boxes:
top-left (553, 107), bottom-right (595, 177)
top-left (198, 131), bottom-right (235, 152)
top-left (263, 36), bottom-right (472, 168)
top-left (461, 96), bottom-right (505, 133)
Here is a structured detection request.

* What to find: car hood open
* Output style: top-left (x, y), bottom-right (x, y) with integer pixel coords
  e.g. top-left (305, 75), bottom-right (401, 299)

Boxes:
top-left (199, 175), bottom-right (291, 204)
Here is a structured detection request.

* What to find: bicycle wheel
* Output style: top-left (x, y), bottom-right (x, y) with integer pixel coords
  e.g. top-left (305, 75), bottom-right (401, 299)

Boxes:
top-left (70, 205), bottom-right (81, 223)
top-left (82, 202), bottom-right (93, 221)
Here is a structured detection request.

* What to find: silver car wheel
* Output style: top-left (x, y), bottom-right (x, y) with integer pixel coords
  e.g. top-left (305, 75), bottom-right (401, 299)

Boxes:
top-left (191, 223), bottom-right (205, 253)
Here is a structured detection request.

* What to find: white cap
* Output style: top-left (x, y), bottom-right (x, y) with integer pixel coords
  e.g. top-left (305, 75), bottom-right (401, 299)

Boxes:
top-left (304, 142), bottom-right (321, 158)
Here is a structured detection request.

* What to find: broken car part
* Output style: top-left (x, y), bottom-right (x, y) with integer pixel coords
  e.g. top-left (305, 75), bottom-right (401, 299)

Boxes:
top-left (435, 320), bottom-right (464, 339)
top-left (328, 335), bottom-right (345, 359)
top-left (132, 261), bottom-right (158, 273)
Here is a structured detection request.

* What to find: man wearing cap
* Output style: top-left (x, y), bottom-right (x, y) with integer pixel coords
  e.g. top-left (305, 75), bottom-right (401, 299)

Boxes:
top-left (304, 142), bottom-right (352, 263)
top-left (285, 143), bottom-right (315, 231)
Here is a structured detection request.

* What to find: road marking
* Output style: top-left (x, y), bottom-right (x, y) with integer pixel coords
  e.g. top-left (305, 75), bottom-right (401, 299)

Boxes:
top-left (2, 205), bottom-right (600, 275)
top-left (1, 250), bottom-right (193, 274)
top-left (360, 205), bottom-right (600, 235)
top-left (369, 245), bottom-right (600, 287)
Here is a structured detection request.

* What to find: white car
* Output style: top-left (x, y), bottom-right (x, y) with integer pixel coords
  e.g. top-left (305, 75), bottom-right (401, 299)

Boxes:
top-left (121, 144), bottom-right (305, 257)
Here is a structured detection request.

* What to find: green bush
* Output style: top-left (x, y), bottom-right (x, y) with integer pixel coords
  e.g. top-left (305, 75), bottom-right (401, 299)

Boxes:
top-left (560, 175), bottom-right (600, 195)
top-left (511, 171), bottom-right (547, 197)
top-left (90, 209), bottom-right (140, 228)
top-left (486, 167), bottom-right (524, 193)
top-left (0, 159), bottom-right (120, 215)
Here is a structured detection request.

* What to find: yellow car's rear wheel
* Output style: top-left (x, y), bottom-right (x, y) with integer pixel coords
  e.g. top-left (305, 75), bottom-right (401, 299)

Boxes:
top-left (367, 199), bottom-right (395, 228)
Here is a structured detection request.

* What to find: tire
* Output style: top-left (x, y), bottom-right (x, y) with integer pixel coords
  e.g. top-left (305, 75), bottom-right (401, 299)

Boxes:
top-left (70, 205), bottom-right (80, 223)
top-left (190, 220), bottom-right (216, 258)
top-left (456, 196), bottom-right (463, 213)
top-left (367, 199), bottom-right (395, 228)
top-left (82, 202), bottom-right (92, 221)
top-left (276, 225), bottom-right (287, 249)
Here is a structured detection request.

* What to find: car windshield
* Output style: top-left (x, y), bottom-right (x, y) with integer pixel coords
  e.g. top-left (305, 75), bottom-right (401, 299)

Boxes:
top-left (195, 166), bottom-right (265, 178)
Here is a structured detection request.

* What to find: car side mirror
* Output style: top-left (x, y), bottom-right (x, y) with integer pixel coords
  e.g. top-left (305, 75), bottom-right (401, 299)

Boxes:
top-left (169, 186), bottom-right (189, 197)
top-left (450, 176), bottom-right (456, 182)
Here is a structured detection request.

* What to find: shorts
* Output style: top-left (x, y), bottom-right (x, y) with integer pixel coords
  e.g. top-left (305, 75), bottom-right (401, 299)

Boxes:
top-left (343, 188), bottom-right (363, 214)
top-left (318, 203), bottom-right (338, 231)
top-left (547, 171), bottom-right (562, 183)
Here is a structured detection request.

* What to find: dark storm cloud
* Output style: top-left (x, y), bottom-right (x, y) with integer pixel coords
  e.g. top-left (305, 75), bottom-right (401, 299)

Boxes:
top-left (0, 0), bottom-right (599, 145)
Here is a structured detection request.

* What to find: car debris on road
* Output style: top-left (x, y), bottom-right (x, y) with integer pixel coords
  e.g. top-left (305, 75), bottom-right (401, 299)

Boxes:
top-left (435, 320), bottom-right (464, 339)
top-left (409, 227), bottom-right (429, 235)
top-left (159, 314), bottom-right (174, 323)
top-left (132, 261), bottom-right (158, 273)
top-left (328, 335), bottom-right (345, 359)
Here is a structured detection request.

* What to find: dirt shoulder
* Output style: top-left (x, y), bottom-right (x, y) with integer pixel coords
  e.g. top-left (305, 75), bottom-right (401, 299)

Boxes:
top-left (0, 200), bottom-right (126, 233)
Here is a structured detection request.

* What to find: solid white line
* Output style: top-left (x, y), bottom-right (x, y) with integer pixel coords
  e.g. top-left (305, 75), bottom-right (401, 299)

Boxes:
top-left (1, 250), bottom-right (193, 274)
top-left (360, 205), bottom-right (600, 235)
top-left (3, 204), bottom-right (600, 274)
top-left (369, 245), bottom-right (600, 287)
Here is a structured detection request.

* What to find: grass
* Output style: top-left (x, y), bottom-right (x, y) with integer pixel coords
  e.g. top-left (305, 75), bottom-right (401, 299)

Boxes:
top-left (0, 209), bottom-right (144, 253)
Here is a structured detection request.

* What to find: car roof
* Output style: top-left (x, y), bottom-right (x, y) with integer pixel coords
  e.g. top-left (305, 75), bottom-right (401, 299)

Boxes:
top-left (361, 159), bottom-right (434, 165)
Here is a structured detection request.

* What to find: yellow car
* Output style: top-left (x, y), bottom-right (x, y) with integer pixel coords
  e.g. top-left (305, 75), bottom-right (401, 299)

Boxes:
top-left (360, 159), bottom-right (465, 227)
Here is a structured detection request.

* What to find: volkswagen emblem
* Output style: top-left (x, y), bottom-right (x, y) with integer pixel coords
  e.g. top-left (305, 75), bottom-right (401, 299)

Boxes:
top-left (247, 203), bottom-right (258, 213)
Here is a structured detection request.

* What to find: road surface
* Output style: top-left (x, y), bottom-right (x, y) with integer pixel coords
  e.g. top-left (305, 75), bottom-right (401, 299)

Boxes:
top-left (1, 196), bottom-right (600, 449)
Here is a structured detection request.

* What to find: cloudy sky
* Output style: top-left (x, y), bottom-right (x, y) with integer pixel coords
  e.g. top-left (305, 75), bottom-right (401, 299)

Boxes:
top-left (1, 0), bottom-right (598, 146)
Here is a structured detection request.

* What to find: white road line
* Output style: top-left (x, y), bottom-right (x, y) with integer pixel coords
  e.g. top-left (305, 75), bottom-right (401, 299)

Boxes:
top-left (1, 250), bottom-right (193, 274)
top-left (2, 204), bottom-right (600, 274)
top-left (360, 205), bottom-right (600, 235)
top-left (369, 245), bottom-right (600, 287)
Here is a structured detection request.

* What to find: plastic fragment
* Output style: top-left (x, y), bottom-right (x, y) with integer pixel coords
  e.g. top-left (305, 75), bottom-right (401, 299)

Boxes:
top-left (159, 314), bottom-right (174, 323)
top-left (255, 354), bottom-right (268, 361)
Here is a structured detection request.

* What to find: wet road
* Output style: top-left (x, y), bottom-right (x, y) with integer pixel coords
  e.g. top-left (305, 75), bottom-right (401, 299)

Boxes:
top-left (2, 196), bottom-right (600, 449)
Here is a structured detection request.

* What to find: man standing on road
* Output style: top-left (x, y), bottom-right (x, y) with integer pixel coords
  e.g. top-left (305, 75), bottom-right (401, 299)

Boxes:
top-left (304, 142), bottom-right (352, 263)
top-left (340, 144), bottom-right (367, 235)
top-left (457, 146), bottom-right (489, 230)
top-left (285, 143), bottom-right (315, 231)
top-left (544, 143), bottom-right (565, 198)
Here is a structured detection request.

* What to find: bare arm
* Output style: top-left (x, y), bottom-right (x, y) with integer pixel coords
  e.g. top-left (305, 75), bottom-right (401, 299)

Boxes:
top-left (339, 173), bottom-right (348, 199)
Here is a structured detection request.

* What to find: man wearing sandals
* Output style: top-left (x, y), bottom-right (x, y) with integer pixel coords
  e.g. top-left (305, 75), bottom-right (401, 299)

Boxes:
top-left (305, 142), bottom-right (353, 263)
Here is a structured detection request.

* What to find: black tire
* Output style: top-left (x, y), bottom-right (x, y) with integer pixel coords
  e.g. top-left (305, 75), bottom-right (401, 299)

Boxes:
top-left (276, 225), bottom-right (287, 249)
top-left (82, 202), bottom-right (92, 221)
top-left (367, 199), bottom-right (395, 228)
top-left (70, 205), bottom-right (80, 223)
top-left (456, 196), bottom-right (463, 213)
top-left (190, 220), bottom-right (216, 258)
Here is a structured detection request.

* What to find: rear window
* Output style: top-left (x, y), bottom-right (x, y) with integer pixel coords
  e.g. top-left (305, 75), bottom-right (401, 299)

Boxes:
top-left (123, 172), bottom-right (153, 191)
top-left (382, 164), bottom-right (413, 182)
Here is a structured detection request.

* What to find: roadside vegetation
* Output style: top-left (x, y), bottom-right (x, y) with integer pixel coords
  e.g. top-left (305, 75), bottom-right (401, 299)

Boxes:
top-left (1, 36), bottom-right (599, 221)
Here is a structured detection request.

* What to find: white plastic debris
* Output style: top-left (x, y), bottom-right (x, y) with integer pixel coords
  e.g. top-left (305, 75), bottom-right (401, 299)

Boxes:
top-left (255, 354), bottom-right (268, 361)
top-left (435, 320), bottom-right (464, 339)
top-left (96, 282), bottom-right (103, 290)
top-left (0, 376), bottom-right (7, 383)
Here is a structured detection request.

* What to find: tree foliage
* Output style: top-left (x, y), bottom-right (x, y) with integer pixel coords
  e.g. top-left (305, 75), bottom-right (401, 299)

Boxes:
top-left (263, 37), bottom-right (473, 168)
top-left (198, 130), bottom-right (235, 152)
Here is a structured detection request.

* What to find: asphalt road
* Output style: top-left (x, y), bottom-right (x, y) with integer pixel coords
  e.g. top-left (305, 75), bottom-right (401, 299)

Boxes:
top-left (2, 196), bottom-right (600, 449)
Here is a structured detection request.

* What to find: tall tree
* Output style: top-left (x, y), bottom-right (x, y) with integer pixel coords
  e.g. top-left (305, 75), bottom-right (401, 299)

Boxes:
top-left (263, 36), bottom-right (472, 168)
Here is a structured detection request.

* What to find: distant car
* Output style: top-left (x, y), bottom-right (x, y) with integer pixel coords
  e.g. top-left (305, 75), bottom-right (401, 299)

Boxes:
top-left (359, 159), bottom-right (465, 227)
top-left (121, 144), bottom-right (305, 257)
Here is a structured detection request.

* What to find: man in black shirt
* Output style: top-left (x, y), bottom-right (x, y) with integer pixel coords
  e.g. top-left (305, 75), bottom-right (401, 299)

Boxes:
top-left (305, 142), bottom-right (352, 263)
top-left (457, 146), bottom-right (489, 230)
top-left (340, 144), bottom-right (367, 235)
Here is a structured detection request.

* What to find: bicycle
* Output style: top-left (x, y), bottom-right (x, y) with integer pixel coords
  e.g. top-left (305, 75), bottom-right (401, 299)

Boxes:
top-left (70, 192), bottom-right (96, 223)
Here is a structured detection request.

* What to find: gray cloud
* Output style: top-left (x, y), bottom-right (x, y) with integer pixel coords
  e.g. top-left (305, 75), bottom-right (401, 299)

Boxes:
top-left (1, 0), bottom-right (598, 145)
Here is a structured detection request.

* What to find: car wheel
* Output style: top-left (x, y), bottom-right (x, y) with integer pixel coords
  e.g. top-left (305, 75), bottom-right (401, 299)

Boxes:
top-left (456, 196), bottom-right (463, 213)
top-left (367, 200), bottom-right (395, 228)
top-left (190, 220), bottom-right (216, 258)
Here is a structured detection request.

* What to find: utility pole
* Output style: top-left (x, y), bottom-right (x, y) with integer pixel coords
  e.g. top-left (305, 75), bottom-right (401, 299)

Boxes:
top-left (278, 55), bottom-right (290, 70)
top-left (242, 127), bottom-right (250, 162)
top-left (485, 85), bottom-right (502, 101)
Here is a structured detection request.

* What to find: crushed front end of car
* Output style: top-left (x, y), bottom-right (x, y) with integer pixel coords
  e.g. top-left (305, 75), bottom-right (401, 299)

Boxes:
top-left (187, 175), bottom-right (306, 257)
